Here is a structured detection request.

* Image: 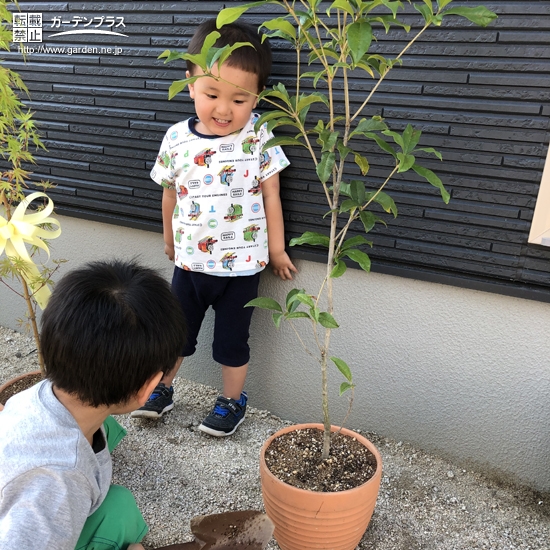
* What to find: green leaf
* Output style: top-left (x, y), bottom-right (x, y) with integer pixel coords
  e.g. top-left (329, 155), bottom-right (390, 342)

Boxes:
top-left (310, 306), bottom-right (320, 324)
top-left (397, 152), bottom-right (416, 173)
top-left (286, 311), bottom-right (312, 320)
top-left (297, 92), bottom-right (329, 111)
top-left (355, 61), bottom-right (375, 78)
top-left (301, 70), bottom-right (327, 87)
top-left (360, 211), bottom-right (377, 233)
top-left (216, 2), bottom-right (272, 26)
top-left (313, 119), bottom-right (325, 133)
top-left (158, 49), bottom-right (188, 63)
top-left (273, 312), bottom-right (283, 328)
top-left (337, 142), bottom-right (352, 161)
top-left (200, 31), bottom-right (222, 68)
top-left (245, 297), bottom-right (283, 312)
top-left (369, 14), bottom-right (406, 33)
top-left (330, 259), bottom-right (347, 278)
top-left (354, 154), bottom-right (370, 175)
top-left (327, 0), bottom-right (355, 16)
top-left (442, 6), bottom-right (497, 27)
top-left (262, 136), bottom-right (305, 151)
top-left (412, 164), bottom-right (450, 204)
top-left (343, 249), bottom-right (371, 272)
top-left (339, 382), bottom-right (355, 395)
top-left (300, 71), bottom-right (321, 80)
top-left (401, 124), bottom-right (422, 154)
top-left (260, 18), bottom-right (296, 41)
top-left (212, 42), bottom-right (254, 69)
top-left (348, 21), bottom-right (372, 64)
top-left (317, 130), bottom-right (339, 153)
top-left (253, 110), bottom-right (287, 133)
top-left (367, 133), bottom-right (397, 157)
top-left (313, 71), bottom-right (328, 87)
top-left (317, 152), bottom-right (336, 184)
top-left (365, 190), bottom-right (398, 216)
top-left (379, 0), bottom-right (402, 18)
top-left (333, 62), bottom-right (353, 70)
top-left (341, 235), bottom-right (371, 251)
top-left (319, 312), bottom-right (339, 329)
top-left (350, 116), bottom-right (387, 138)
top-left (307, 0), bottom-right (323, 9)
top-left (331, 357), bottom-right (352, 382)
top-left (266, 117), bottom-right (301, 134)
top-left (414, 3), bottom-right (434, 24)
top-left (382, 129), bottom-right (404, 150)
top-left (261, 83), bottom-right (293, 107)
top-left (338, 182), bottom-right (352, 198)
top-left (438, 0), bottom-right (453, 8)
top-left (350, 179), bottom-right (366, 204)
top-left (417, 147), bottom-right (443, 161)
top-left (290, 231), bottom-right (330, 248)
top-left (286, 288), bottom-right (304, 312)
top-left (168, 77), bottom-right (200, 99)
top-left (340, 199), bottom-right (358, 213)
top-left (295, 293), bottom-right (316, 309)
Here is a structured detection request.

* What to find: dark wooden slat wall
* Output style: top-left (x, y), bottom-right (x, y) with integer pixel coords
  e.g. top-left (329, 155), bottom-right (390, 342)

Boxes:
top-left (4, 1), bottom-right (550, 300)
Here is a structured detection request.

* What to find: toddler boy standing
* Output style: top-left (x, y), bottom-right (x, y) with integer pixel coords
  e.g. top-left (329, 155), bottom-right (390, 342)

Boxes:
top-left (131, 19), bottom-right (297, 436)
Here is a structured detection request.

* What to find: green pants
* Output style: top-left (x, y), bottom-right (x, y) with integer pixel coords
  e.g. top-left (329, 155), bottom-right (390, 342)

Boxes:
top-left (75, 417), bottom-right (148, 550)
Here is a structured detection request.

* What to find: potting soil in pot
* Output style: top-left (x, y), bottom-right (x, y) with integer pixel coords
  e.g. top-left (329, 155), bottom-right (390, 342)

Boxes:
top-left (264, 427), bottom-right (377, 492)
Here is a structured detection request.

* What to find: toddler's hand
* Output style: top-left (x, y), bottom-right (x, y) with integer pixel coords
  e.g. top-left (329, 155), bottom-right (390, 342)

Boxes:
top-left (270, 252), bottom-right (297, 281)
top-left (164, 243), bottom-right (175, 261)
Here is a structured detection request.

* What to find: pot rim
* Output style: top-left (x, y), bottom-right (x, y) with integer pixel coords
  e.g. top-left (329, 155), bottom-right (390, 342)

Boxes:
top-left (260, 422), bottom-right (382, 496)
top-left (0, 370), bottom-right (44, 408)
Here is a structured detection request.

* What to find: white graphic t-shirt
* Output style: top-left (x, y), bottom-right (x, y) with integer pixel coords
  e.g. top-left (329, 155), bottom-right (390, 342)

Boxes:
top-left (151, 114), bottom-right (290, 276)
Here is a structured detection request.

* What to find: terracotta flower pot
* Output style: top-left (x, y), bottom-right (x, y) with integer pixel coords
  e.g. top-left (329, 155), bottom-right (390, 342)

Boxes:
top-left (260, 423), bottom-right (382, 550)
top-left (0, 370), bottom-right (43, 410)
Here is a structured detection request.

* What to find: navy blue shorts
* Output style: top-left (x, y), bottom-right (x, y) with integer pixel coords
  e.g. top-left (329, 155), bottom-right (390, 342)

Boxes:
top-left (171, 267), bottom-right (261, 367)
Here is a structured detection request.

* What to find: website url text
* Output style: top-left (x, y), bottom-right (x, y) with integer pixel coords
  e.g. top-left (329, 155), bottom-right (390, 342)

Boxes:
top-left (17, 44), bottom-right (123, 56)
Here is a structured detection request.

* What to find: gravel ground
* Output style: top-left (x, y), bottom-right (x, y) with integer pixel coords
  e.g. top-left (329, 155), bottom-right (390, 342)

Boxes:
top-left (1, 325), bottom-right (549, 549)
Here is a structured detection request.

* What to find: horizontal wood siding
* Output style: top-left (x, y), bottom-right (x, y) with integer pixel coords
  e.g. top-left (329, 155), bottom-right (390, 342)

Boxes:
top-left (3, 1), bottom-right (550, 299)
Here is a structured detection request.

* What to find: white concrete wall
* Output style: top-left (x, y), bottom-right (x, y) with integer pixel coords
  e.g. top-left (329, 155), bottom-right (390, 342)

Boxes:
top-left (1, 215), bottom-right (549, 491)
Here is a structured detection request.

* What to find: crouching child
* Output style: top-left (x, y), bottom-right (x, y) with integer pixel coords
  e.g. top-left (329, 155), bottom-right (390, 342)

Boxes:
top-left (0, 259), bottom-right (186, 549)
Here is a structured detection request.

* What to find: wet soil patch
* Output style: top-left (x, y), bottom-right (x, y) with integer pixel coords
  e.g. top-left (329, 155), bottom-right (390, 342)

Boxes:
top-left (0, 372), bottom-right (43, 405)
top-left (264, 427), bottom-right (377, 492)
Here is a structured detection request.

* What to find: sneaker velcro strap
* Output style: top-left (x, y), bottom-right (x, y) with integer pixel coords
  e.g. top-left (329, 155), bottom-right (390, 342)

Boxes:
top-left (225, 401), bottom-right (238, 414)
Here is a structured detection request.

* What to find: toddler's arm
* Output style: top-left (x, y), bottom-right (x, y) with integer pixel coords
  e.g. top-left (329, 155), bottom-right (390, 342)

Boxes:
top-left (262, 173), bottom-right (298, 281)
top-left (162, 187), bottom-right (177, 261)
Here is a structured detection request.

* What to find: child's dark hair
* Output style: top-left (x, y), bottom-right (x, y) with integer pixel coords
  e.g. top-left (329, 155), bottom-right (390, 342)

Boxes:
top-left (40, 259), bottom-right (186, 407)
top-left (187, 19), bottom-right (272, 92)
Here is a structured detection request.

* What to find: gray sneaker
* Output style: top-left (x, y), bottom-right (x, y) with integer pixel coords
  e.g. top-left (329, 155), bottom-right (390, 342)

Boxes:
top-left (198, 392), bottom-right (247, 437)
top-left (130, 383), bottom-right (174, 419)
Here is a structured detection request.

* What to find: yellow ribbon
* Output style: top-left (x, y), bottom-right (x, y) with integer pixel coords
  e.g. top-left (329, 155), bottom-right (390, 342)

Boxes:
top-left (0, 192), bottom-right (61, 309)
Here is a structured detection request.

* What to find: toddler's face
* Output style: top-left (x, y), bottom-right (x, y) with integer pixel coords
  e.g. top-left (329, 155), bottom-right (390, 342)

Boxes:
top-left (187, 63), bottom-right (259, 136)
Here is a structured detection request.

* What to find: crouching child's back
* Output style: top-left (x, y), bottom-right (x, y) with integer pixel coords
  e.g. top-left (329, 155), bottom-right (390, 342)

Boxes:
top-left (0, 259), bottom-right (186, 550)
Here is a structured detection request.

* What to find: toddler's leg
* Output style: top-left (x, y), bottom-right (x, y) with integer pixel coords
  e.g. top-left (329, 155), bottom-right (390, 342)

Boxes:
top-left (221, 363), bottom-right (248, 400)
top-left (132, 267), bottom-right (207, 419)
top-left (160, 356), bottom-right (184, 388)
top-left (199, 274), bottom-right (259, 437)
top-left (195, 363), bottom-right (248, 436)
